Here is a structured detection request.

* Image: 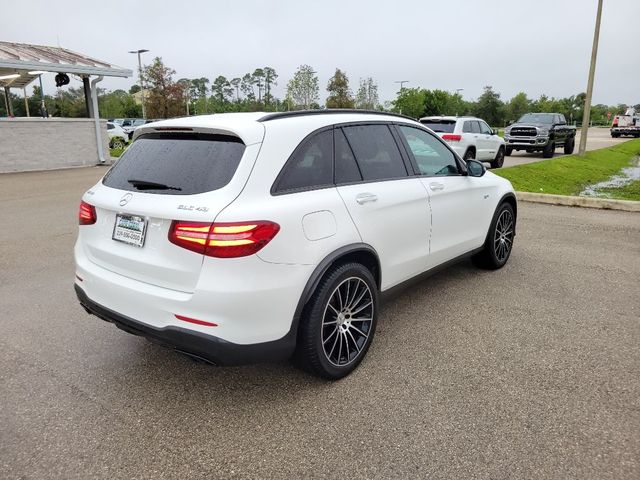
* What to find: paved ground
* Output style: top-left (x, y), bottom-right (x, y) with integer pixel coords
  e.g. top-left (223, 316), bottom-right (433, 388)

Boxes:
top-left (501, 127), bottom-right (627, 168)
top-left (1, 167), bottom-right (639, 479)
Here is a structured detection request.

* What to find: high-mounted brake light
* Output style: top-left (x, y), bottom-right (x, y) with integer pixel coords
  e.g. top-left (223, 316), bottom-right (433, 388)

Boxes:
top-left (442, 134), bottom-right (462, 142)
top-left (78, 200), bottom-right (97, 225)
top-left (169, 220), bottom-right (280, 258)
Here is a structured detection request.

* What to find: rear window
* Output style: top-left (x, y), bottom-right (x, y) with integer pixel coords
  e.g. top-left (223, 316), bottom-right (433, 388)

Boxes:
top-left (419, 120), bottom-right (456, 133)
top-left (102, 133), bottom-right (245, 195)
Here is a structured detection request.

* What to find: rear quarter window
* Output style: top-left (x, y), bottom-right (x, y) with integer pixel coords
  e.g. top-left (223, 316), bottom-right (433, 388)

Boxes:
top-left (419, 120), bottom-right (456, 133)
top-left (102, 133), bottom-right (245, 195)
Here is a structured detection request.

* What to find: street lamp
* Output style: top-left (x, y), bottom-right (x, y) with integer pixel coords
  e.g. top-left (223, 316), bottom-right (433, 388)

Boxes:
top-left (394, 81), bottom-right (409, 114)
top-left (129, 49), bottom-right (149, 119)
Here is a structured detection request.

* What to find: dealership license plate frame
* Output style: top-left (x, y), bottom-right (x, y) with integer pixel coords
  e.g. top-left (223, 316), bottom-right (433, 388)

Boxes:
top-left (112, 213), bottom-right (148, 248)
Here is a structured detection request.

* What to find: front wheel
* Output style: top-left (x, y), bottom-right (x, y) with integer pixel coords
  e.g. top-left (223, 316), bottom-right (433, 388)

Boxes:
top-left (472, 202), bottom-right (516, 270)
top-left (490, 147), bottom-right (505, 168)
top-left (110, 138), bottom-right (125, 150)
top-left (563, 137), bottom-right (575, 155)
top-left (296, 263), bottom-right (378, 379)
top-left (505, 146), bottom-right (513, 156)
top-left (542, 142), bottom-right (555, 158)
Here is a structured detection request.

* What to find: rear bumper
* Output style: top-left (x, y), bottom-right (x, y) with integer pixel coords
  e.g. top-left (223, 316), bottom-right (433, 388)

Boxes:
top-left (75, 284), bottom-right (296, 365)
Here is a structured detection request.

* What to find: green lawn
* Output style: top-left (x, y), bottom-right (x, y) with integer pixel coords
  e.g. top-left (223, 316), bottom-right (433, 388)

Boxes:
top-left (109, 147), bottom-right (124, 158)
top-left (494, 139), bottom-right (640, 199)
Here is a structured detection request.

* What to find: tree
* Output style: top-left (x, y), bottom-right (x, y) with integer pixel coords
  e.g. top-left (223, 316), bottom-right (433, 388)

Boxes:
top-left (230, 77), bottom-right (241, 102)
top-left (326, 68), bottom-right (355, 109)
top-left (355, 77), bottom-right (379, 110)
top-left (506, 92), bottom-right (531, 122)
top-left (392, 87), bottom-right (426, 118)
top-left (472, 86), bottom-right (504, 126)
top-left (142, 57), bottom-right (187, 118)
top-left (263, 67), bottom-right (278, 106)
top-left (129, 84), bottom-right (141, 95)
top-left (286, 64), bottom-right (319, 110)
top-left (252, 68), bottom-right (265, 103)
top-left (211, 75), bottom-right (232, 104)
top-left (241, 73), bottom-right (256, 101)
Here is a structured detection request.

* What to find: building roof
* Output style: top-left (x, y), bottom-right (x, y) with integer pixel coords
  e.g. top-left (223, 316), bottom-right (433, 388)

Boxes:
top-left (0, 41), bottom-right (132, 88)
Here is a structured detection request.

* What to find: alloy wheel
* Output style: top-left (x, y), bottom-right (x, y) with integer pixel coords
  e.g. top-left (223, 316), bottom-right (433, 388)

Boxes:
top-left (494, 209), bottom-right (514, 262)
top-left (321, 277), bottom-right (373, 367)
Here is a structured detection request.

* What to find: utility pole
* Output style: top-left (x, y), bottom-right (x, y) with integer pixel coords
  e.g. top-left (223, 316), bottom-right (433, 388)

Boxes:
top-left (129, 49), bottom-right (149, 119)
top-left (578, 0), bottom-right (603, 156)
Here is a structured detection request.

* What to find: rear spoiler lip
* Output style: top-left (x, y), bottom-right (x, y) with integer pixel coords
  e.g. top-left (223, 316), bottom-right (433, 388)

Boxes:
top-left (132, 124), bottom-right (264, 146)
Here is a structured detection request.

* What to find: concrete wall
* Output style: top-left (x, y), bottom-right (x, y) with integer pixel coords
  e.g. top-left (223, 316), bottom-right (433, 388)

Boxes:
top-left (0, 118), bottom-right (111, 173)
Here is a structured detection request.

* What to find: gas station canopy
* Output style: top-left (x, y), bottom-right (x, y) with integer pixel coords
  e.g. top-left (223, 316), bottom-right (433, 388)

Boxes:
top-left (0, 41), bottom-right (132, 88)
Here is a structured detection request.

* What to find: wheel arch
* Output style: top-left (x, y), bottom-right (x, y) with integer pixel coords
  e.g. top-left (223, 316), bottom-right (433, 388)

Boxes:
top-left (499, 192), bottom-right (518, 227)
top-left (291, 243), bottom-right (381, 335)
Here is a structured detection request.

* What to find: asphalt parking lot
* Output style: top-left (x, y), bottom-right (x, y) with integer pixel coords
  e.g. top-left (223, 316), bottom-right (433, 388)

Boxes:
top-left (502, 127), bottom-right (627, 167)
top-left (1, 167), bottom-right (639, 479)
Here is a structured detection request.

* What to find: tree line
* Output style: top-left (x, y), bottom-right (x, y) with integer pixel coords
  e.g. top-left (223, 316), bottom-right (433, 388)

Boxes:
top-left (1, 56), bottom-right (636, 126)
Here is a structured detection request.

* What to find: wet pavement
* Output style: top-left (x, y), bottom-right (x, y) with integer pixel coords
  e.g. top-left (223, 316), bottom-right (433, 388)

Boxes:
top-left (1, 167), bottom-right (639, 479)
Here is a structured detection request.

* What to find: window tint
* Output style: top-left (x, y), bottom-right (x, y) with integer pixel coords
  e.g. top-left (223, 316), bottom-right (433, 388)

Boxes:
top-left (335, 129), bottom-right (362, 184)
top-left (276, 129), bottom-right (333, 192)
top-left (479, 121), bottom-right (492, 135)
top-left (107, 123), bottom-right (114, 130)
top-left (342, 125), bottom-right (407, 181)
top-left (420, 119), bottom-right (456, 133)
top-left (471, 121), bottom-right (481, 133)
top-left (102, 133), bottom-right (245, 195)
top-left (398, 126), bottom-right (460, 176)
top-left (463, 121), bottom-right (473, 133)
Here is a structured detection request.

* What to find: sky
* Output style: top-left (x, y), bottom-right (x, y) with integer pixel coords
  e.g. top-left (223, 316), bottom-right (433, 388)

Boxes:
top-left (4, 0), bottom-right (639, 106)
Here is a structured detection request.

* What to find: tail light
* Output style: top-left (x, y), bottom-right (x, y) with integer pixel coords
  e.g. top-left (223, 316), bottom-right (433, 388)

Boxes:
top-left (78, 200), bottom-right (97, 225)
top-left (442, 134), bottom-right (462, 142)
top-left (169, 220), bottom-right (280, 258)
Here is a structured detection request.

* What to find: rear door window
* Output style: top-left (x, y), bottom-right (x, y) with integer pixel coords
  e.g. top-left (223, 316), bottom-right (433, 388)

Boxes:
top-left (102, 133), bottom-right (245, 195)
top-left (274, 129), bottom-right (334, 193)
top-left (334, 129), bottom-right (362, 184)
top-left (342, 124), bottom-right (407, 181)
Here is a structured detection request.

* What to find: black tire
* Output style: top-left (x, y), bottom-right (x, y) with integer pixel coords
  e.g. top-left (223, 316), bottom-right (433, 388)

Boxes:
top-left (542, 142), bottom-right (555, 158)
top-left (490, 147), bottom-right (505, 168)
top-left (505, 146), bottom-right (513, 156)
top-left (463, 149), bottom-right (475, 160)
top-left (563, 137), bottom-right (575, 155)
top-left (296, 262), bottom-right (378, 380)
top-left (472, 202), bottom-right (516, 270)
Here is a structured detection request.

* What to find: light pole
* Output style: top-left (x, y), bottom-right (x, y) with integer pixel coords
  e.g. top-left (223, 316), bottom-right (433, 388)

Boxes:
top-left (578, 0), bottom-right (603, 156)
top-left (455, 89), bottom-right (464, 116)
top-left (129, 49), bottom-right (149, 119)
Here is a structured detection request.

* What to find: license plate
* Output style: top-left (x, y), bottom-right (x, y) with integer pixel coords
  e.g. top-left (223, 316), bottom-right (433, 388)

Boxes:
top-left (112, 214), bottom-right (147, 247)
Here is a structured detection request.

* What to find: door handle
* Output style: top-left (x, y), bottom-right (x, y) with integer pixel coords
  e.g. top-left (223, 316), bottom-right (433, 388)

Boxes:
top-left (355, 193), bottom-right (378, 205)
top-left (429, 182), bottom-right (445, 191)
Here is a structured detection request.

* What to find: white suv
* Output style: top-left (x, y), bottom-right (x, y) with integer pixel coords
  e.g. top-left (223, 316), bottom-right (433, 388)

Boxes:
top-left (75, 110), bottom-right (517, 379)
top-left (419, 116), bottom-right (506, 168)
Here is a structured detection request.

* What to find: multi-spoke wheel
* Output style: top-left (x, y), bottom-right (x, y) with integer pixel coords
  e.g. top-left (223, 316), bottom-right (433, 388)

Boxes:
top-left (296, 262), bottom-right (378, 379)
top-left (472, 202), bottom-right (516, 270)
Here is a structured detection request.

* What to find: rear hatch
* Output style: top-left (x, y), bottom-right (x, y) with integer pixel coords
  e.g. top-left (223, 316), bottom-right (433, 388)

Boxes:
top-left (80, 130), bottom-right (261, 293)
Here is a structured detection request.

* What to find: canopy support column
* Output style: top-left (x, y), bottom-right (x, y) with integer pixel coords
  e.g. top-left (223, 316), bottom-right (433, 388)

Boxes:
top-left (3, 87), bottom-right (13, 116)
top-left (90, 76), bottom-right (106, 164)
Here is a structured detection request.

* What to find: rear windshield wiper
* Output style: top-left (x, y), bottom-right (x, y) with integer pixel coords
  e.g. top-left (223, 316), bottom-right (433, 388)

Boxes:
top-left (127, 179), bottom-right (182, 191)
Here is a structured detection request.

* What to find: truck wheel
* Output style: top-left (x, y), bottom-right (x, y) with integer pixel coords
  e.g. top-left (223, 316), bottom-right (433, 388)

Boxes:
top-left (505, 146), bottom-right (513, 156)
top-left (490, 147), bottom-right (505, 168)
top-left (542, 142), bottom-right (555, 158)
top-left (563, 137), bottom-right (575, 155)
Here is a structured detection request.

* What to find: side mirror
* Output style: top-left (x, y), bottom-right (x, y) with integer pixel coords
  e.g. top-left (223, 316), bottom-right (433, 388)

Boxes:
top-left (508, 120), bottom-right (515, 126)
top-left (466, 160), bottom-right (486, 177)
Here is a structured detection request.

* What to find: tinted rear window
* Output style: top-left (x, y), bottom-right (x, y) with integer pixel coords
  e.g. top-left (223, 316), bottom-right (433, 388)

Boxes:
top-left (419, 120), bottom-right (456, 133)
top-left (102, 133), bottom-right (245, 195)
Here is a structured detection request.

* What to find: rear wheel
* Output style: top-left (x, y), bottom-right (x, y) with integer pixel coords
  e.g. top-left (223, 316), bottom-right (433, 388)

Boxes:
top-left (490, 147), bottom-right (505, 168)
top-left (472, 202), bottom-right (515, 270)
top-left (542, 142), bottom-right (555, 158)
top-left (296, 262), bottom-right (378, 379)
top-left (463, 149), bottom-right (475, 160)
top-left (563, 137), bottom-right (575, 155)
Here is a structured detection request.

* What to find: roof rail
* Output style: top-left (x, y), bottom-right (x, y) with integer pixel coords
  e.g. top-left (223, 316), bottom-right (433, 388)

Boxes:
top-left (258, 109), bottom-right (416, 122)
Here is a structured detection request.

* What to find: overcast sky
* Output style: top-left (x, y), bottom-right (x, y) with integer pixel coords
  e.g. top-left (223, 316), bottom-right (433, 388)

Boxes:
top-left (4, 0), bottom-right (639, 106)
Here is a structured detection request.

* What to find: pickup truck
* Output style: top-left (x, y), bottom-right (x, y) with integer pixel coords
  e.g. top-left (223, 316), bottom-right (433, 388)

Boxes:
top-left (504, 113), bottom-right (576, 158)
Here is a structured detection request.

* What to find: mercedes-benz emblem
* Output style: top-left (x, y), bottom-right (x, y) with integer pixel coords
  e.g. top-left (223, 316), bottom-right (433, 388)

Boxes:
top-left (119, 193), bottom-right (133, 206)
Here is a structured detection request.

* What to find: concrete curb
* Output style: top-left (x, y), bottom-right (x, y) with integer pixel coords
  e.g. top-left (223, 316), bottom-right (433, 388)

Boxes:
top-left (516, 191), bottom-right (640, 212)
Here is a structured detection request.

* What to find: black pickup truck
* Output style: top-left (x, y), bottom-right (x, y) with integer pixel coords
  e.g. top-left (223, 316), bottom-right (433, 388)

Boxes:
top-left (504, 113), bottom-right (576, 158)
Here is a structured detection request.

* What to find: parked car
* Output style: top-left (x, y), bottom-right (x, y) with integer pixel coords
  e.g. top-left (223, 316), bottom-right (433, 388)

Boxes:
top-left (419, 116), bottom-right (506, 168)
top-left (504, 113), bottom-right (576, 158)
top-left (127, 119), bottom-right (157, 140)
top-left (75, 110), bottom-right (517, 379)
top-left (106, 121), bottom-right (128, 149)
